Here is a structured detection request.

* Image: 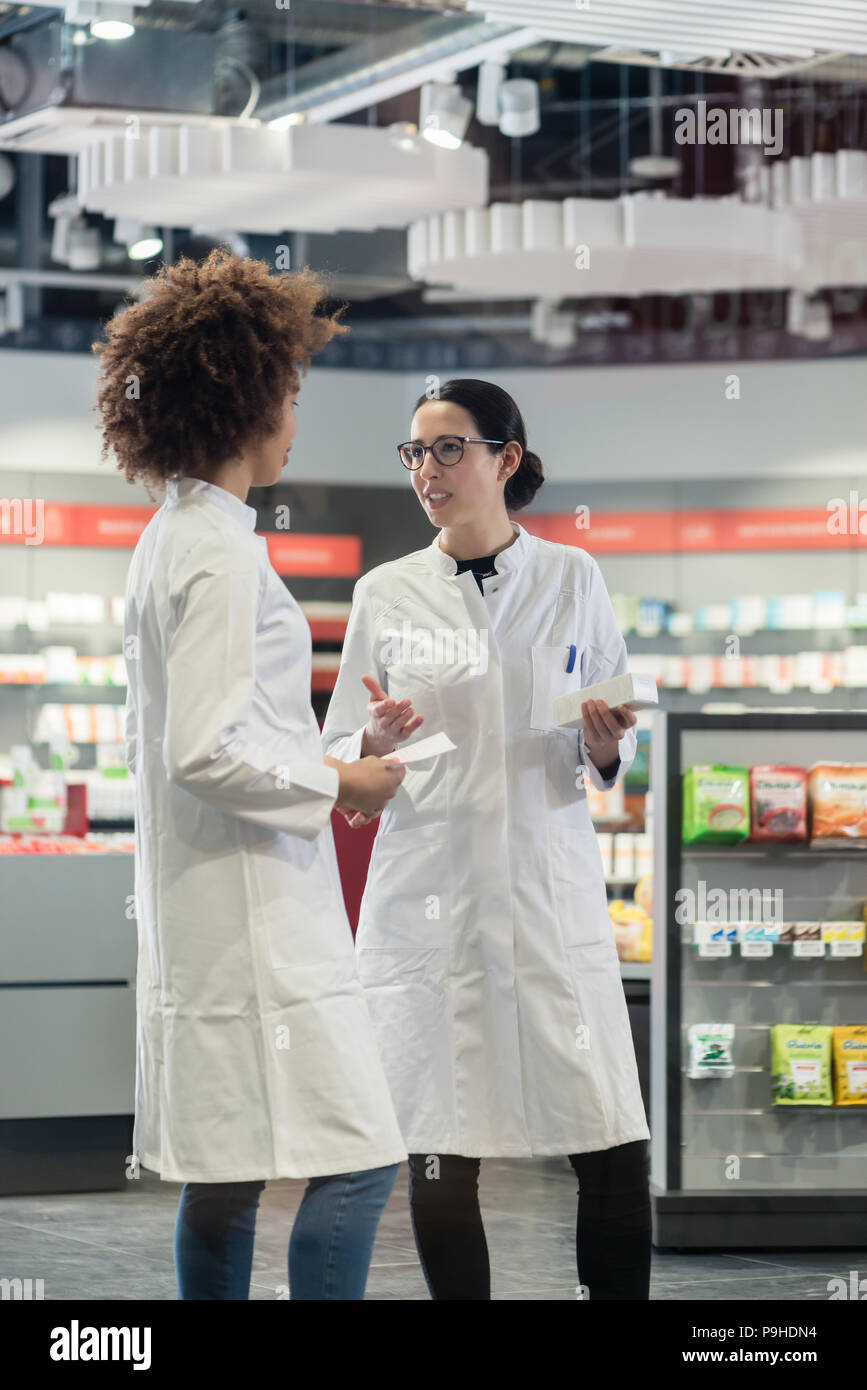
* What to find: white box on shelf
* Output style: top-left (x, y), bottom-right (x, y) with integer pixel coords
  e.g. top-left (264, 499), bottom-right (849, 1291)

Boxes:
top-left (613, 834), bottom-right (635, 880)
top-left (596, 832), bottom-right (614, 876)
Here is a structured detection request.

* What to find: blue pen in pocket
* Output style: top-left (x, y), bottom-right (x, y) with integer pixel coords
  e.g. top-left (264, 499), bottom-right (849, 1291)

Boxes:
top-left (565, 644), bottom-right (577, 674)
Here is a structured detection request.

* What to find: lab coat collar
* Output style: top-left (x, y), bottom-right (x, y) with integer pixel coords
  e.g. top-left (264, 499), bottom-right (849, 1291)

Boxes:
top-left (165, 477), bottom-right (258, 532)
top-left (428, 521), bottom-right (529, 576)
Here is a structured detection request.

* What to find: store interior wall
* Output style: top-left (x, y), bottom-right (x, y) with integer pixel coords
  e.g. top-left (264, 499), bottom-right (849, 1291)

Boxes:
top-left (2, 347), bottom-right (867, 486)
top-left (2, 346), bottom-right (865, 752)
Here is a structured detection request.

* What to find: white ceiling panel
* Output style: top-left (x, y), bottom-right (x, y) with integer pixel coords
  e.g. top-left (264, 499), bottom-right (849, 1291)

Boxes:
top-left (466, 2), bottom-right (867, 58)
top-left (409, 193), bottom-right (806, 298)
top-left (71, 118), bottom-right (489, 234)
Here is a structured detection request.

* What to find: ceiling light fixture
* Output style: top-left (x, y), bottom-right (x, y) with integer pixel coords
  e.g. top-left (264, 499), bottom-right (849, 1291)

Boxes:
top-left (629, 67), bottom-right (681, 181)
top-left (476, 61), bottom-right (506, 127)
top-left (65, 0), bottom-right (136, 39)
top-left (498, 78), bottom-right (540, 137)
top-left (113, 218), bottom-right (163, 260)
top-left (127, 227), bottom-right (163, 261)
top-left (91, 18), bottom-right (134, 40)
top-left (269, 111), bottom-right (305, 132)
top-left (48, 191), bottom-right (81, 264)
top-left (388, 121), bottom-right (421, 153)
top-left (0, 154), bottom-right (15, 201)
top-left (66, 218), bottom-right (102, 270)
top-left (420, 81), bottom-right (473, 151)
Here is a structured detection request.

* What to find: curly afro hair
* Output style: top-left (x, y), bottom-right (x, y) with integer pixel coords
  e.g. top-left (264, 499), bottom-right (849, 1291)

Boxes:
top-left (92, 249), bottom-right (347, 488)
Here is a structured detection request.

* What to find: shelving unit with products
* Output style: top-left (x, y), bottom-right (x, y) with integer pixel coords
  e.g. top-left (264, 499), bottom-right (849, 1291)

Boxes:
top-left (650, 712), bottom-right (867, 1248)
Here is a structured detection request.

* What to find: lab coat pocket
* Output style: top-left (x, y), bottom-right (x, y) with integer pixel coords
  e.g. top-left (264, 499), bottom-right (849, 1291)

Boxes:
top-left (530, 646), bottom-right (583, 732)
top-left (358, 822), bottom-right (451, 950)
top-left (548, 826), bottom-right (613, 948)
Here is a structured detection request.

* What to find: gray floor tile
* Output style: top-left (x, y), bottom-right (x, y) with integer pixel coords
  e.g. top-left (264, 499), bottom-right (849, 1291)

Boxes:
top-left (3, 1158), bottom-right (865, 1301)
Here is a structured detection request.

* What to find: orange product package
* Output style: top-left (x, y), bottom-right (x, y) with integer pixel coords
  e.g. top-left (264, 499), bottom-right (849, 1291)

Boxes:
top-left (808, 764), bottom-right (867, 844)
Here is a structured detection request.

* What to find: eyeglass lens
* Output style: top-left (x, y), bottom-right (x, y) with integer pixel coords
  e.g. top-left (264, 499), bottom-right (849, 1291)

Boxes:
top-left (400, 436), bottom-right (465, 468)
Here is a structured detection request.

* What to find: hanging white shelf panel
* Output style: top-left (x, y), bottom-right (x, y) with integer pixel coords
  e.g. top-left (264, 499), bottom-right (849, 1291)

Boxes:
top-left (466, 1), bottom-right (867, 58)
top-left (408, 195), bottom-right (804, 298)
top-left (766, 150), bottom-right (867, 291)
top-left (76, 119), bottom-right (489, 234)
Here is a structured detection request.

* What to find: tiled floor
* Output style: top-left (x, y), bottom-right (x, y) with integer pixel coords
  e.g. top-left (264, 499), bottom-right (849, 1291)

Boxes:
top-left (1, 1157), bottom-right (864, 1301)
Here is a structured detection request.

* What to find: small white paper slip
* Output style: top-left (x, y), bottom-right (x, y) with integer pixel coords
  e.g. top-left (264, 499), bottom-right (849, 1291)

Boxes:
top-left (388, 732), bottom-right (457, 765)
top-left (740, 941), bottom-right (773, 959)
top-left (698, 942), bottom-right (732, 958)
top-left (831, 941), bottom-right (862, 958)
top-left (848, 1062), bottom-right (867, 1093)
top-left (793, 940), bottom-right (825, 958)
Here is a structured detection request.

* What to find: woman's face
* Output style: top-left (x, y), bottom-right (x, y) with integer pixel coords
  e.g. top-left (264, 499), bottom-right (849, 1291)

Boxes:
top-left (408, 400), bottom-right (516, 529)
top-left (251, 389), bottom-right (299, 487)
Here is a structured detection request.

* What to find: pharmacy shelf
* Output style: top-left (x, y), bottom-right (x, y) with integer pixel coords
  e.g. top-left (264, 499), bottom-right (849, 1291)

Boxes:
top-left (626, 628), bottom-right (867, 648)
top-left (650, 710), bottom-right (867, 1249)
top-left (683, 845), bottom-right (867, 859)
top-left (620, 962), bottom-right (651, 981)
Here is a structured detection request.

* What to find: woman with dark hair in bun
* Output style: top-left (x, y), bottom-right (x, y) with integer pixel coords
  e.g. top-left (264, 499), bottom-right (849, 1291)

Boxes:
top-left (323, 378), bottom-right (650, 1300)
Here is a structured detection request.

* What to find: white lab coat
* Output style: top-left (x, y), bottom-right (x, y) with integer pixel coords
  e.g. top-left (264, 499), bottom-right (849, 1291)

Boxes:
top-left (123, 478), bottom-right (406, 1182)
top-left (322, 522), bottom-right (650, 1157)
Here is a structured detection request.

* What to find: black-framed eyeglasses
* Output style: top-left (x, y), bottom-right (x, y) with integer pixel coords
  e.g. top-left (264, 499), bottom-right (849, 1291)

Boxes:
top-left (397, 435), bottom-right (506, 470)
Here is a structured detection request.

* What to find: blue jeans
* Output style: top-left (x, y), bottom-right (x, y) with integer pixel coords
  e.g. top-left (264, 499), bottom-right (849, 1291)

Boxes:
top-left (174, 1164), bottom-right (400, 1300)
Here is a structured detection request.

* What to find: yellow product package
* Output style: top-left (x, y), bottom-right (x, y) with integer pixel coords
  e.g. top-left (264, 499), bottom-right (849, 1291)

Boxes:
top-left (832, 1026), bottom-right (867, 1105)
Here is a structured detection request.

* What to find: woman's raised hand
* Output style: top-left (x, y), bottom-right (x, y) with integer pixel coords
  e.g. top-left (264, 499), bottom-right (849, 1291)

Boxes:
top-left (326, 754), bottom-right (405, 816)
top-left (360, 674), bottom-right (424, 757)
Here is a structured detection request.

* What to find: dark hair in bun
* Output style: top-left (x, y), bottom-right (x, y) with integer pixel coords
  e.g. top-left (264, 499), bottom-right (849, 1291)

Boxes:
top-left (412, 377), bottom-right (544, 512)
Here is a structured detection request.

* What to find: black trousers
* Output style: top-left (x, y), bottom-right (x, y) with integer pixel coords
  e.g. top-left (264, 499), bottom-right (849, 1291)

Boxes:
top-left (407, 1140), bottom-right (651, 1300)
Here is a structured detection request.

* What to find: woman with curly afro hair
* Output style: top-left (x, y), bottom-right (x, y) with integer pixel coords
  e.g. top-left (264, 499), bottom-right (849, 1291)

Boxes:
top-left (93, 250), bottom-right (408, 1300)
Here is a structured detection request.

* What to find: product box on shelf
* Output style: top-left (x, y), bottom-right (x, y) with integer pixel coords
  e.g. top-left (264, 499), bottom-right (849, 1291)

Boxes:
top-left (832, 1026), bottom-right (867, 1105)
top-left (770, 1024), bottom-right (834, 1105)
top-left (749, 765), bottom-right (807, 841)
top-left (808, 763), bottom-right (867, 846)
top-left (682, 765), bottom-right (750, 844)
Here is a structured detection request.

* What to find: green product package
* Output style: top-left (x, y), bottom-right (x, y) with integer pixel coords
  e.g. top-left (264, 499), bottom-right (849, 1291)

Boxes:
top-left (682, 764), bottom-right (750, 845)
top-left (770, 1024), bottom-right (833, 1105)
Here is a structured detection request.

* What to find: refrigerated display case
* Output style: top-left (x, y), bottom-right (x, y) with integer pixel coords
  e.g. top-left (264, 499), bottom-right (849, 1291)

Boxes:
top-left (650, 712), bottom-right (867, 1247)
top-left (0, 850), bottom-right (136, 1194)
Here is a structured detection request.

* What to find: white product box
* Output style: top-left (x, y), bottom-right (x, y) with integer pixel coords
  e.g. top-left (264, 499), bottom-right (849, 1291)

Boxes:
top-left (634, 833), bottom-right (653, 876)
top-left (554, 672), bottom-right (658, 730)
top-left (595, 832), bottom-right (614, 876)
top-left (613, 834), bottom-right (635, 880)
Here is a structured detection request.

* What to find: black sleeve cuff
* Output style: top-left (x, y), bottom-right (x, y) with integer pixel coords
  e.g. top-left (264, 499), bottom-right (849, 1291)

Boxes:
top-left (595, 757), bottom-right (621, 782)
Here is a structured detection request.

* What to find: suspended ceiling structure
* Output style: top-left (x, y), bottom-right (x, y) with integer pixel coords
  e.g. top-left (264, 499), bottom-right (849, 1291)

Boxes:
top-left (1, 0), bottom-right (867, 345)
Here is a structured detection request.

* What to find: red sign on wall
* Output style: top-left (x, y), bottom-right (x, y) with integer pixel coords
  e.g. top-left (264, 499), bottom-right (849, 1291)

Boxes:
top-left (0, 502), bottom-right (156, 547)
top-left (523, 504), bottom-right (867, 553)
top-left (0, 501), bottom-right (363, 575)
top-left (264, 533), bottom-right (361, 577)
